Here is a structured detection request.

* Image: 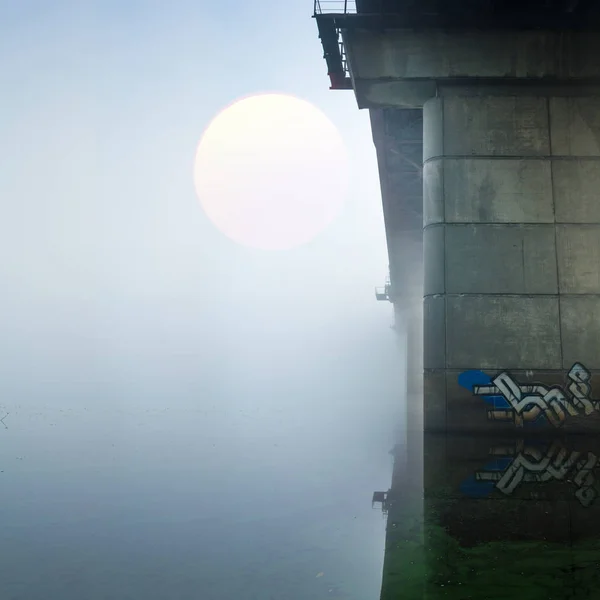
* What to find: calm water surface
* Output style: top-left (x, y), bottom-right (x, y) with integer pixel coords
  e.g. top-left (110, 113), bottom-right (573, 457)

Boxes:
top-left (0, 351), bottom-right (402, 600)
top-left (4, 342), bottom-right (600, 599)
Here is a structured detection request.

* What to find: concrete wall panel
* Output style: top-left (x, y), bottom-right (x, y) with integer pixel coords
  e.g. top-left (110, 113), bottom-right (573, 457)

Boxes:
top-left (423, 159), bottom-right (444, 227)
top-left (560, 296), bottom-right (600, 369)
top-left (423, 97), bottom-right (443, 161)
top-left (445, 224), bottom-right (557, 294)
top-left (550, 98), bottom-right (600, 156)
top-left (445, 368), bottom-right (600, 432)
top-left (356, 80), bottom-right (437, 110)
top-left (445, 370), bottom-right (522, 433)
top-left (553, 161), bottom-right (600, 223)
top-left (446, 295), bottom-right (561, 370)
top-left (443, 97), bottom-right (550, 156)
top-left (443, 158), bottom-right (554, 223)
top-left (557, 225), bottom-right (600, 294)
top-left (423, 225), bottom-right (445, 296)
top-left (346, 30), bottom-right (562, 81)
top-left (424, 295), bottom-right (445, 369)
top-left (563, 33), bottom-right (600, 79)
top-left (423, 370), bottom-right (446, 431)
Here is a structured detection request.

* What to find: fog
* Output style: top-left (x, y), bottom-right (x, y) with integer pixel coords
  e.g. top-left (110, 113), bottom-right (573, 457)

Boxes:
top-left (0, 2), bottom-right (405, 598)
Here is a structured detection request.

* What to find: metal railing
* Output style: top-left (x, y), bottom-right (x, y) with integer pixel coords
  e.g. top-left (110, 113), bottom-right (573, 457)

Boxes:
top-left (375, 276), bottom-right (393, 302)
top-left (313, 1), bottom-right (356, 86)
top-left (338, 35), bottom-right (349, 79)
top-left (314, 0), bottom-right (357, 15)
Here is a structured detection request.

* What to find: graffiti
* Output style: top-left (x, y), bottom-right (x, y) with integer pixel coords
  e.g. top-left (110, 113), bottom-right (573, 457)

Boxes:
top-left (459, 363), bottom-right (599, 428)
top-left (460, 440), bottom-right (599, 507)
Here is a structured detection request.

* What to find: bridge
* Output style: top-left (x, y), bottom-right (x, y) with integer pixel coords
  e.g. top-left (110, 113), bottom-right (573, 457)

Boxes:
top-left (314, 0), bottom-right (600, 435)
top-left (313, 3), bottom-right (600, 597)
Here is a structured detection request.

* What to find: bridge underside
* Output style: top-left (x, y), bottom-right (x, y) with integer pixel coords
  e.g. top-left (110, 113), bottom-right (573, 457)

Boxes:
top-left (316, 1), bottom-right (600, 438)
top-left (314, 4), bottom-right (600, 598)
top-left (315, 0), bottom-right (600, 89)
top-left (316, 1), bottom-right (600, 436)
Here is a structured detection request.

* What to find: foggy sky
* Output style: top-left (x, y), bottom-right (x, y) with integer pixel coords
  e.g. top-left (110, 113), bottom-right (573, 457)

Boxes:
top-left (0, 2), bottom-right (404, 598)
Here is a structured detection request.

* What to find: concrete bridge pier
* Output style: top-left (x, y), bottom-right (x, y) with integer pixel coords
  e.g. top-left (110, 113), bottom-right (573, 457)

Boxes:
top-left (395, 300), bottom-right (423, 427)
top-left (344, 29), bottom-right (600, 433)
top-left (422, 85), bottom-right (600, 433)
top-left (370, 107), bottom-right (424, 429)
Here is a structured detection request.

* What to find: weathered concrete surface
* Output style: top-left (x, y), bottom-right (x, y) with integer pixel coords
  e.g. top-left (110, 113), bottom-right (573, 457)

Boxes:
top-left (344, 29), bottom-right (600, 109)
top-left (423, 369), bottom-right (445, 431)
top-left (445, 295), bottom-right (562, 370)
top-left (557, 225), bottom-right (600, 293)
top-left (422, 225), bottom-right (443, 296)
top-left (432, 159), bottom-right (555, 224)
top-left (553, 161), bottom-right (600, 222)
top-left (433, 369), bottom-right (600, 433)
top-left (441, 96), bottom-right (550, 156)
top-left (346, 30), bottom-right (600, 80)
top-left (426, 224), bottom-right (559, 295)
top-left (445, 225), bottom-right (558, 294)
top-left (370, 108), bottom-right (424, 404)
top-left (550, 97), bottom-right (600, 155)
top-left (352, 30), bottom-right (600, 434)
top-left (353, 79), bottom-right (437, 109)
top-left (378, 432), bottom-right (600, 599)
top-left (371, 108), bottom-right (423, 300)
top-left (422, 90), bottom-right (600, 433)
top-left (423, 295), bottom-right (444, 370)
top-left (561, 297), bottom-right (600, 369)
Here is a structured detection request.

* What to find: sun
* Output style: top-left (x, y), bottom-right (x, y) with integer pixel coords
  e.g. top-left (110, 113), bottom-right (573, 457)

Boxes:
top-left (193, 93), bottom-right (349, 250)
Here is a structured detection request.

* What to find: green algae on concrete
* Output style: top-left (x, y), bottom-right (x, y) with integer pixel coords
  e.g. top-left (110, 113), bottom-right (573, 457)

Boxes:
top-left (379, 501), bottom-right (600, 600)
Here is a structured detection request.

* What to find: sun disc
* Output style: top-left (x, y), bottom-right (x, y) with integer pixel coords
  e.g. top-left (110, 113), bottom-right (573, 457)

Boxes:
top-left (193, 93), bottom-right (349, 250)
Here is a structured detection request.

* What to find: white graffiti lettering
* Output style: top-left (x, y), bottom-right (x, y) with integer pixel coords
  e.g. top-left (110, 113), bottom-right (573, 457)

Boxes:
top-left (474, 441), bottom-right (599, 507)
top-left (472, 363), bottom-right (599, 427)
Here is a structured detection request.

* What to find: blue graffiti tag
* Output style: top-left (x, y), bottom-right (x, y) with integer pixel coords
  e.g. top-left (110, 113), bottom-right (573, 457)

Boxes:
top-left (460, 440), bottom-right (599, 506)
top-left (459, 364), bottom-right (598, 428)
top-left (458, 369), bottom-right (547, 425)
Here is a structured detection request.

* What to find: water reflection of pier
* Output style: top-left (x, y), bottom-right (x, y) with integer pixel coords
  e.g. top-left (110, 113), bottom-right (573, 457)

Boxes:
top-left (374, 434), bottom-right (600, 599)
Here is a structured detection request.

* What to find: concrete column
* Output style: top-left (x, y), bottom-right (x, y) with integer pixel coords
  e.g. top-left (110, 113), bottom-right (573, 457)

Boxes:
top-left (395, 299), bottom-right (423, 444)
top-left (345, 28), bottom-right (600, 433)
top-left (370, 107), bottom-right (424, 425)
top-left (423, 89), bottom-right (600, 433)
top-left (405, 301), bottom-right (423, 395)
